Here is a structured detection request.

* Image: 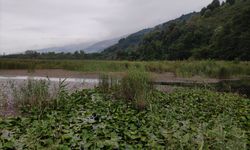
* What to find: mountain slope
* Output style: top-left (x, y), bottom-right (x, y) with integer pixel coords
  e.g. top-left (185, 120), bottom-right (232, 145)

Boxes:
top-left (102, 0), bottom-right (250, 60)
top-left (138, 0), bottom-right (250, 60)
top-left (101, 12), bottom-right (197, 59)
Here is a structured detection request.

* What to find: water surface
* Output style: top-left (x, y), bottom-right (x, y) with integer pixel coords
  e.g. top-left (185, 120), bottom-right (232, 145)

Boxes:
top-left (0, 76), bottom-right (99, 84)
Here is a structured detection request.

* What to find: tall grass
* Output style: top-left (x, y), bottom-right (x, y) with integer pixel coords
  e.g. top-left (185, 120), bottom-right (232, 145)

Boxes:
top-left (98, 68), bottom-right (153, 110)
top-left (11, 79), bottom-right (67, 115)
top-left (120, 69), bottom-right (153, 110)
top-left (0, 59), bottom-right (250, 78)
top-left (13, 80), bottom-right (50, 109)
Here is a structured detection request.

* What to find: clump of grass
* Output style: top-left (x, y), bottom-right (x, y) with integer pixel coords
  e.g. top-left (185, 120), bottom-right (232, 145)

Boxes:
top-left (11, 79), bottom-right (67, 114)
top-left (97, 68), bottom-right (153, 110)
top-left (13, 80), bottom-right (51, 111)
top-left (119, 68), bottom-right (153, 110)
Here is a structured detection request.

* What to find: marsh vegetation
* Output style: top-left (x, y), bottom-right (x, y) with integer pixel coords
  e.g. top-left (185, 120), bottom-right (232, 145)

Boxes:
top-left (1, 59), bottom-right (250, 78)
top-left (0, 68), bottom-right (249, 149)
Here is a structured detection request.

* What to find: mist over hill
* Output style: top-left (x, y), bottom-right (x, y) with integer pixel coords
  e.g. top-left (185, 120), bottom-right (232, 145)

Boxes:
top-left (37, 36), bottom-right (122, 54)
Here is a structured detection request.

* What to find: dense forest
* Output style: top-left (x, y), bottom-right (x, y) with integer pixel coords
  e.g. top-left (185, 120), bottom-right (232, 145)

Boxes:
top-left (1, 0), bottom-right (249, 61)
top-left (102, 0), bottom-right (250, 60)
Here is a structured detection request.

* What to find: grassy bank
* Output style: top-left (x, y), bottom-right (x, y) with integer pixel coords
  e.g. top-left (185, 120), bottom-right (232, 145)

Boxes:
top-left (0, 59), bottom-right (250, 78)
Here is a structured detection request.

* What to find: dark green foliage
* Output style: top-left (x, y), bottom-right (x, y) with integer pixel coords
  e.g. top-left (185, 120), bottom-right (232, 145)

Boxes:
top-left (212, 6), bottom-right (250, 60)
top-left (207, 0), bottom-right (221, 11)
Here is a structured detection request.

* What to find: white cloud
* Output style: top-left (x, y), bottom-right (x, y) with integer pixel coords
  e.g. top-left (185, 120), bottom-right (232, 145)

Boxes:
top-left (0, 0), bottom-right (213, 54)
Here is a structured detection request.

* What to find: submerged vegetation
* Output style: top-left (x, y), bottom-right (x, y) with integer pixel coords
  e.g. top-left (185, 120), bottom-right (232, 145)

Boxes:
top-left (0, 59), bottom-right (250, 78)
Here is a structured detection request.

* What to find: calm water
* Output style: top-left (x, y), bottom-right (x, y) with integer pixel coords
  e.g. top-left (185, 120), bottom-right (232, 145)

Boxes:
top-left (0, 76), bottom-right (99, 84)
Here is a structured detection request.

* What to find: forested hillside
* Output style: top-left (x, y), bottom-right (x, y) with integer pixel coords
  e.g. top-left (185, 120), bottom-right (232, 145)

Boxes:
top-left (102, 0), bottom-right (250, 60)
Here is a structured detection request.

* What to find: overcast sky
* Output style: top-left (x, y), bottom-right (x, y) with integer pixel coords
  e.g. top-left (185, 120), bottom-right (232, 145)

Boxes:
top-left (0, 0), bottom-right (213, 54)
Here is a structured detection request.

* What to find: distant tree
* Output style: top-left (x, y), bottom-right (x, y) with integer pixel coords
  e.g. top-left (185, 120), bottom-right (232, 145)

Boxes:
top-left (207, 0), bottom-right (220, 10)
top-left (25, 50), bottom-right (38, 58)
top-left (118, 38), bottom-right (126, 44)
top-left (221, 1), bottom-right (226, 6)
top-left (204, 9), bottom-right (212, 17)
top-left (200, 7), bottom-right (207, 16)
top-left (226, 0), bottom-right (235, 5)
top-left (25, 50), bottom-right (37, 55)
top-left (79, 50), bottom-right (85, 55)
